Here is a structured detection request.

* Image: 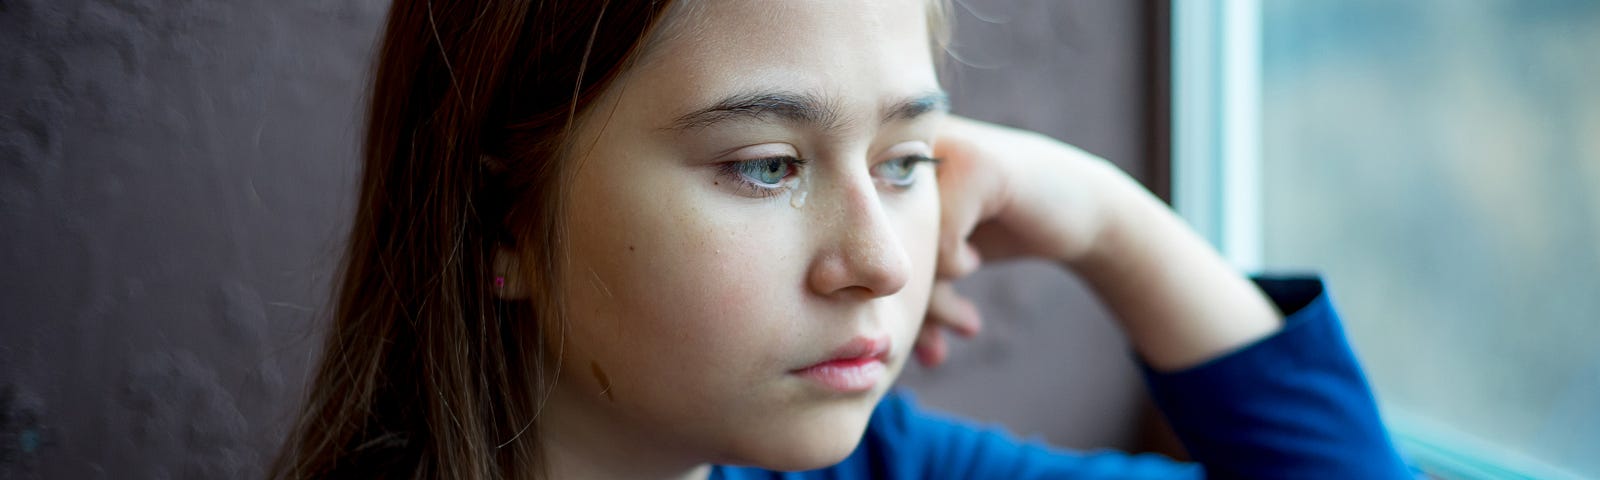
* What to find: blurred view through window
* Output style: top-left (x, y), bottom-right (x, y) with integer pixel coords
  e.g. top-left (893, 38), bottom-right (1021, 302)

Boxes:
top-left (1258, 1), bottom-right (1600, 477)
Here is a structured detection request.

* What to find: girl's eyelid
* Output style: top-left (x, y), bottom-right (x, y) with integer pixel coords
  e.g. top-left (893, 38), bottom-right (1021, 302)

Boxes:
top-left (875, 140), bottom-right (935, 161)
top-left (871, 139), bottom-right (938, 176)
top-left (710, 142), bottom-right (800, 163)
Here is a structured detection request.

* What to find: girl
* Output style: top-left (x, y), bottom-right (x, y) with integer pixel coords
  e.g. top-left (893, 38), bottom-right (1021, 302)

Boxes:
top-left (272, 0), bottom-right (1411, 478)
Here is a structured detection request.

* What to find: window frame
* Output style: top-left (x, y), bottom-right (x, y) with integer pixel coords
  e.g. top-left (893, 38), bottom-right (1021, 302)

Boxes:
top-left (1168, 1), bottom-right (1587, 478)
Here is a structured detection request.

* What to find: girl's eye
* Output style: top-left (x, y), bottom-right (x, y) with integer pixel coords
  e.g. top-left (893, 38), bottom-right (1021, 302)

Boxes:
top-left (718, 156), bottom-right (806, 197)
top-left (736, 156), bottom-right (795, 186)
top-left (873, 154), bottom-right (938, 188)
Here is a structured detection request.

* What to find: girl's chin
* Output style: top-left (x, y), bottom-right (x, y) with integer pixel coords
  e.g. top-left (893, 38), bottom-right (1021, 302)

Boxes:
top-left (728, 440), bottom-right (863, 472)
top-left (713, 405), bottom-right (878, 471)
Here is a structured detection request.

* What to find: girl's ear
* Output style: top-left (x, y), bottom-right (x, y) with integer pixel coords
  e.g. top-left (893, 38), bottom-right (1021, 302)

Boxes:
top-left (493, 245), bottom-right (531, 300)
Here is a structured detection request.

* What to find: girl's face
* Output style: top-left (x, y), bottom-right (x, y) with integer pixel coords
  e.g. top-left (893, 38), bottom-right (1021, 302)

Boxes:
top-left (539, 0), bottom-right (944, 469)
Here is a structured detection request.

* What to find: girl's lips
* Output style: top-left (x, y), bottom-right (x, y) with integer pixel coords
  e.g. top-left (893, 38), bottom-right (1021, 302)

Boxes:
top-left (792, 335), bottom-right (891, 393)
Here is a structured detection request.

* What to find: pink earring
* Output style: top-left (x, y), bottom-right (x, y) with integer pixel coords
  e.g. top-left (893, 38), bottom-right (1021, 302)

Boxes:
top-left (493, 276), bottom-right (506, 289)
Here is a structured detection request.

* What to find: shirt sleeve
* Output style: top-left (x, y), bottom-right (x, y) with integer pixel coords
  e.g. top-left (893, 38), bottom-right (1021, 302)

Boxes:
top-left (713, 275), bottom-right (1412, 480)
top-left (1139, 275), bottom-right (1412, 479)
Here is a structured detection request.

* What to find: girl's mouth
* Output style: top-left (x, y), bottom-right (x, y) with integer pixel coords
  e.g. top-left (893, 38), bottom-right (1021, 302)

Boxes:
top-left (791, 335), bottom-right (891, 393)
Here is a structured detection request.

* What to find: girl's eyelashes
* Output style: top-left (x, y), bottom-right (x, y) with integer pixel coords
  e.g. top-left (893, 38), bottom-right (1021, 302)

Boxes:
top-left (714, 153), bottom-right (939, 199)
top-left (873, 154), bottom-right (940, 189)
top-left (718, 155), bottom-right (808, 198)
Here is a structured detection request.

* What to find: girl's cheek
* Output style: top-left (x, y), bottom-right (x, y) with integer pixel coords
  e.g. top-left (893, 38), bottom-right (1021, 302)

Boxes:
top-left (658, 215), bottom-right (796, 302)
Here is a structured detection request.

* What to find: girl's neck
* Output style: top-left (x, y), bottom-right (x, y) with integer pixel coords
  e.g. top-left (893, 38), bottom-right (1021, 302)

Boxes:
top-left (536, 388), bottom-right (714, 480)
top-left (541, 437), bottom-right (712, 480)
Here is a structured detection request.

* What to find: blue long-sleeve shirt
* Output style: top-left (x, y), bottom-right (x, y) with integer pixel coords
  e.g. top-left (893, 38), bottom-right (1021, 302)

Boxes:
top-left (713, 277), bottom-right (1412, 479)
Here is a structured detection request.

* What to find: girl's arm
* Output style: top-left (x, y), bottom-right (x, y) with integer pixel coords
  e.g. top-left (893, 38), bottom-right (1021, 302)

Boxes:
top-left (895, 115), bottom-right (1413, 479)
top-left (923, 115), bottom-right (1281, 371)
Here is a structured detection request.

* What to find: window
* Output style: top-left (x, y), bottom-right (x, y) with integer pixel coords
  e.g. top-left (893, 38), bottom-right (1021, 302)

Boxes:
top-left (1174, 1), bottom-right (1600, 478)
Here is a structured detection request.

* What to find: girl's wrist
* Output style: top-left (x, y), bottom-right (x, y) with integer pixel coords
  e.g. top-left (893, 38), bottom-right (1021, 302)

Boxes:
top-left (1052, 150), bottom-right (1282, 370)
top-left (1066, 167), bottom-right (1156, 268)
top-left (1048, 148), bottom-right (1145, 268)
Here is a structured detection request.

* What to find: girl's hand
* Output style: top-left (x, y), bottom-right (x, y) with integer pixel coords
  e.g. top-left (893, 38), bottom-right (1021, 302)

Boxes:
top-left (913, 115), bottom-right (1123, 366)
top-left (913, 116), bottom-right (1283, 371)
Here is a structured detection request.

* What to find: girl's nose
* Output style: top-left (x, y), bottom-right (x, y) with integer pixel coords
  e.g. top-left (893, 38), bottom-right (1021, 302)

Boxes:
top-left (805, 175), bottom-right (912, 301)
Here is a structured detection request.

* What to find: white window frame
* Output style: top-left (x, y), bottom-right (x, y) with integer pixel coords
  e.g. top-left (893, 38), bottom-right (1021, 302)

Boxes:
top-left (1172, 0), bottom-right (1261, 273)
top-left (1169, 1), bottom-right (1586, 478)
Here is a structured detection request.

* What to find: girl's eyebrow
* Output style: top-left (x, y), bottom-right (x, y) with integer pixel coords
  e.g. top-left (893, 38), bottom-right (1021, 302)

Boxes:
top-left (883, 91), bottom-right (950, 123)
top-left (664, 89), bottom-right (949, 133)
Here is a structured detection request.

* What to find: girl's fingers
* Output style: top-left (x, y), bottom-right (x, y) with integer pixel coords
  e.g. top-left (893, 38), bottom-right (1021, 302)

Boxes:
top-left (936, 194), bottom-right (983, 279)
top-left (913, 321), bottom-right (948, 367)
top-left (937, 241), bottom-right (982, 280)
top-left (935, 134), bottom-right (988, 279)
top-left (920, 116), bottom-right (1001, 368)
top-left (936, 181), bottom-right (988, 279)
top-left (928, 281), bottom-right (982, 337)
top-left (914, 281), bottom-right (984, 368)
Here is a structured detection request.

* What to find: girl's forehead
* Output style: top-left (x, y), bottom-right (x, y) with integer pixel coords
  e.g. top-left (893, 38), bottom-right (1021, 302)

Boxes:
top-left (637, 0), bottom-right (935, 73)
top-left (623, 0), bottom-right (943, 127)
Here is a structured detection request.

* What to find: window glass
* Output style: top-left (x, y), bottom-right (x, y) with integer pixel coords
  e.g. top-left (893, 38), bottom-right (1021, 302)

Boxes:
top-left (1260, 1), bottom-right (1600, 476)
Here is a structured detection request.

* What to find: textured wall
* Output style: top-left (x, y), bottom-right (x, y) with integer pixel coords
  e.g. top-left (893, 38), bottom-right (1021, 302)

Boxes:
top-left (0, 0), bottom-right (1156, 477)
top-left (0, 0), bottom-right (385, 477)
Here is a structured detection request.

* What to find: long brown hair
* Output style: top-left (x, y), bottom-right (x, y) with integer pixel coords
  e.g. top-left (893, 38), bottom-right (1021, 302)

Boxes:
top-left (270, 1), bottom-right (676, 478)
